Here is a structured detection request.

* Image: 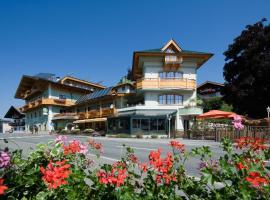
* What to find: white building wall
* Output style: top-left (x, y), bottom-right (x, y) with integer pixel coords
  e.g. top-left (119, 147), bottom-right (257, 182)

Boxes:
top-left (143, 61), bottom-right (197, 80)
top-left (140, 58), bottom-right (198, 132)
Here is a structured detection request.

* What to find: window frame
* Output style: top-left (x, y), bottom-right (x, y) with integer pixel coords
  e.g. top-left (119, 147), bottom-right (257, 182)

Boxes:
top-left (158, 94), bottom-right (183, 105)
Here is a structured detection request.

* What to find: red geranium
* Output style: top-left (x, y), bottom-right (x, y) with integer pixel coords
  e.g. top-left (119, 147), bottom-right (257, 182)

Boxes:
top-left (169, 140), bottom-right (185, 153)
top-left (0, 178), bottom-right (8, 195)
top-left (97, 164), bottom-right (127, 187)
top-left (235, 137), bottom-right (268, 151)
top-left (88, 139), bottom-right (103, 153)
top-left (40, 160), bottom-right (71, 189)
top-left (63, 140), bottom-right (81, 155)
top-left (149, 148), bottom-right (176, 185)
top-left (245, 171), bottom-right (269, 187)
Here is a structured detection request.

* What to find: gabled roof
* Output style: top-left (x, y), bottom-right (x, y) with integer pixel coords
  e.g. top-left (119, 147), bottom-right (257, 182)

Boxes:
top-left (136, 39), bottom-right (211, 55)
top-left (59, 76), bottom-right (106, 89)
top-left (4, 106), bottom-right (25, 118)
top-left (76, 87), bottom-right (114, 104)
top-left (113, 82), bottom-right (135, 89)
top-left (161, 39), bottom-right (182, 52)
top-left (197, 81), bottom-right (224, 90)
top-left (15, 75), bottom-right (94, 100)
top-left (132, 39), bottom-right (213, 80)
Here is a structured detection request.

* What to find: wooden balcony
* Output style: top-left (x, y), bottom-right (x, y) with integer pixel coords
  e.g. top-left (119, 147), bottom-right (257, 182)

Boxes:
top-left (78, 108), bottom-right (116, 120)
top-left (52, 112), bottom-right (79, 120)
top-left (136, 78), bottom-right (196, 90)
top-left (20, 98), bottom-right (75, 112)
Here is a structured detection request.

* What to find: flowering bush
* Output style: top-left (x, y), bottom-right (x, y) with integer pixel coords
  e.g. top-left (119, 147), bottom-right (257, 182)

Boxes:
top-left (0, 136), bottom-right (269, 199)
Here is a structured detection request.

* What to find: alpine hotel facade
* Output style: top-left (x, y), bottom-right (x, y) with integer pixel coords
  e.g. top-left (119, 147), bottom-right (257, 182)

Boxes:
top-left (15, 39), bottom-right (212, 136)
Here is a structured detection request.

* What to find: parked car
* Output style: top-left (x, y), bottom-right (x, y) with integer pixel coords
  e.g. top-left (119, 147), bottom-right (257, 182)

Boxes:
top-left (91, 130), bottom-right (106, 137)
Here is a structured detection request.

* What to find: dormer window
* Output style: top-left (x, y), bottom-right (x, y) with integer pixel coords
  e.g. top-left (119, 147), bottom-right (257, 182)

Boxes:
top-left (165, 48), bottom-right (175, 53)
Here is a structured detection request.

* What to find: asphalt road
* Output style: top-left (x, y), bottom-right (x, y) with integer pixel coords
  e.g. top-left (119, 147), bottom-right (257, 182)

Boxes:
top-left (0, 133), bottom-right (225, 176)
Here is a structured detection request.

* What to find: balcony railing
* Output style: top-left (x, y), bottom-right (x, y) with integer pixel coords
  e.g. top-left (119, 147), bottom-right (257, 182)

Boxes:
top-left (78, 108), bottom-right (116, 120)
top-left (136, 78), bottom-right (196, 90)
top-left (20, 98), bottom-right (75, 112)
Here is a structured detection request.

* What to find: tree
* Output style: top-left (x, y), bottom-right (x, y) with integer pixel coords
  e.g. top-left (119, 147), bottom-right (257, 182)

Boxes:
top-left (202, 97), bottom-right (223, 112)
top-left (201, 97), bottom-right (232, 112)
top-left (223, 18), bottom-right (270, 118)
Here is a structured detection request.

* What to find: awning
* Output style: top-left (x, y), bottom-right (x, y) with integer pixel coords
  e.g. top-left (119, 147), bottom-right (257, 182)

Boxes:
top-left (73, 118), bottom-right (107, 124)
top-left (197, 110), bottom-right (237, 120)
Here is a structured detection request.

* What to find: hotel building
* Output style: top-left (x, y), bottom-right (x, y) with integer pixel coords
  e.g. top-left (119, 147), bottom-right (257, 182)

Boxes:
top-left (15, 39), bottom-right (212, 135)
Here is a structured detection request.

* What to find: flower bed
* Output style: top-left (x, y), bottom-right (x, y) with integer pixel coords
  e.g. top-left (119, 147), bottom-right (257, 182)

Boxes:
top-left (0, 136), bottom-right (269, 199)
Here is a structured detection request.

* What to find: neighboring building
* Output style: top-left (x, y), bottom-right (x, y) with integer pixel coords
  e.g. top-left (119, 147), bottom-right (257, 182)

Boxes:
top-left (4, 106), bottom-right (25, 132)
top-left (197, 81), bottom-right (224, 99)
top-left (14, 39), bottom-right (212, 135)
top-left (0, 119), bottom-right (12, 133)
top-left (15, 73), bottom-right (105, 133)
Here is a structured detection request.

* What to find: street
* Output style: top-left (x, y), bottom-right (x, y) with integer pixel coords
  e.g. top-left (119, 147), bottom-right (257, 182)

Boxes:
top-left (0, 133), bottom-right (225, 176)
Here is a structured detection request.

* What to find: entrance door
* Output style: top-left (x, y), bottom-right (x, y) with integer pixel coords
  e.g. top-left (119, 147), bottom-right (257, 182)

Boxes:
top-left (184, 120), bottom-right (189, 132)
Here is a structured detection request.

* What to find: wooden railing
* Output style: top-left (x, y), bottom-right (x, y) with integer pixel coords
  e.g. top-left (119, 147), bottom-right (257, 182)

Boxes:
top-left (20, 98), bottom-right (75, 112)
top-left (78, 108), bottom-right (116, 119)
top-left (136, 78), bottom-right (196, 90)
top-left (183, 126), bottom-right (270, 142)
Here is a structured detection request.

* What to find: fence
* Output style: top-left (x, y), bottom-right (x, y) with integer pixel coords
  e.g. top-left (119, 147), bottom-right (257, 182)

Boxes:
top-left (183, 126), bottom-right (270, 142)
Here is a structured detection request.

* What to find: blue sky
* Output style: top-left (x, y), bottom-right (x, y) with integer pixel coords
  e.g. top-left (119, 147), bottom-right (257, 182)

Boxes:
top-left (0, 0), bottom-right (269, 117)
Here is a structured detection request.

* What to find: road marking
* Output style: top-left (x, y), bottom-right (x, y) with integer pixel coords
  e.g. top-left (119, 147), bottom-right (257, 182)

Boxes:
top-left (116, 145), bottom-right (156, 151)
top-left (0, 135), bottom-right (50, 139)
top-left (88, 153), bottom-right (119, 162)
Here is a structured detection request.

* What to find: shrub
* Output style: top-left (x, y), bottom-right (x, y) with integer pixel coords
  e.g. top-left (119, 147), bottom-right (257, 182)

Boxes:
top-left (0, 136), bottom-right (270, 199)
top-left (114, 134), bottom-right (132, 138)
top-left (66, 123), bottom-right (73, 130)
top-left (60, 129), bottom-right (69, 134)
top-left (83, 129), bottom-right (94, 134)
top-left (71, 129), bottom-right (80, 134)
top-left (150, 134), bottom-right (158, 139)
top-left (135, 133), bottom-right (143, 138)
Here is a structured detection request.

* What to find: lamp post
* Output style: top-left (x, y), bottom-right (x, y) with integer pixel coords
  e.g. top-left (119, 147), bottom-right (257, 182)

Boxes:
top-left (167, 114), bottom-right (172, 139)
top-left (267, 106), bottom-right (270, 118)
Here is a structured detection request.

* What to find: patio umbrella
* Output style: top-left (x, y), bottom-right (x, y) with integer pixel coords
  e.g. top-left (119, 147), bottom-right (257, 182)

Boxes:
top-left (197, 110), bottom-right (237, 120)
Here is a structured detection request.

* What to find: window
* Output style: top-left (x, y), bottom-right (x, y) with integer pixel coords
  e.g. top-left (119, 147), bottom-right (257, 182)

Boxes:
top-left (34, 112), bottom-right (37, 118)
top-left (174, 72), bottom-right (183, 78)
top-left (59, 94), bottom-right (66, 100)
top-left (158, 94), bottom-right (183, 105)
top-left (167, 94), bottom-right (174, 104)
top-left (159, 71), bottom-right (183, 79)
top-left (132, 119), bottom-right (140, 129)
top-left (60, 109), bottom-right (66, 114)
top-left (175, 95), bottom-right (182, 104)
top-left (141, 119), bottom-right (149, 131)
top-left (39, 110), bottom-right (42, 117)
top-left (158, 95), bottom-right (166, 105)
top-left (150, 119), bottom-right (158, 131)
top-left (121, 86), bottom-right (125, 91)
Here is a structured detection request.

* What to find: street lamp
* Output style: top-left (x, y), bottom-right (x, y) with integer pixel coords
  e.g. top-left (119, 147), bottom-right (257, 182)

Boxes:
top-left (167, 114), bottom-right (172, 139)
top-left (267, 106), bottom-right (270, 118)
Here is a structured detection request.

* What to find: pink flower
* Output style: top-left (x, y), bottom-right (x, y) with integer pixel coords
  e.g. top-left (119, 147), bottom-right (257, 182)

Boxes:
top-left (79, 143), bottom-right (88, 154)
top-left (0, 151), bottom-right (10, 168)
top-left (232, 115), bottom-right (244, 130)
top-left (55, 135), bottom-right (67, 144)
